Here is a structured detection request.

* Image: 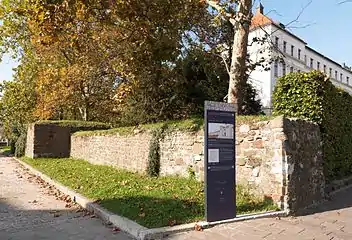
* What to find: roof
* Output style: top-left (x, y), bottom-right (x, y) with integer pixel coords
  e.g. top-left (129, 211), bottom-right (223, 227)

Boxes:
top-left (250, 9), bottom-right (306, 44)
top-left (250, 5), bottom-right (352, 75)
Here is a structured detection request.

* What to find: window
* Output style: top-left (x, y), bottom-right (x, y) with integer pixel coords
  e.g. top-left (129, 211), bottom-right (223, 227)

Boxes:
top-left (298, 49), bottom-right (301, 60)
top-left (290, 66), bottom-right (294, 73)
top-left (275, 37), bottom-right (279, 47)
top-left (274, 60), bottom-right (278, 77)
top-left (282, 61), bottom-right (286, 75)
top-left (304, 55), bottom-right (307, 64)
top-left (324, 65), bottom-right (327, 74)
top-left (340, 73), bottom-right (343, 81)
top-left (317, 62), bottom-right (320, 70)
top-left (310, 58), bottom-right (314, 68)
top-left (291, 45), bottom-right (294, 56)
top-left (347, 76), bottom-right (350, 85)
top-left (335, 71), bottom-right (338, 79)
top-left (283, 41), bottom-right (287, 53)
top-left (329, 68), bottom-right (332, 77)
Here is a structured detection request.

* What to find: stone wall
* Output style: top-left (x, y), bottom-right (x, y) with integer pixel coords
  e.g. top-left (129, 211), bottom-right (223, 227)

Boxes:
top-left (235, 117), bottom-right (324, 212)
top-left (71, 133), bottom-right (152, 173)
top-left (71, 131), bottom-right (205, 177)
top-left (235, 117), bottom-right (287, 207)
top-left (284, 118), bottom-right (325, 213)
top-left (27, 116), bottom-right (324, 213)
top-left (160, 131), bottom-right (204, 180)
top-left (25, 124), bottom-right (71, 158)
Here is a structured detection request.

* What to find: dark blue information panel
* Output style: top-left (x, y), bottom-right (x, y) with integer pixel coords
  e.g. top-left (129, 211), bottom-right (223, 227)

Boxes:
top-left (204, 101), bottom-right (236, 222)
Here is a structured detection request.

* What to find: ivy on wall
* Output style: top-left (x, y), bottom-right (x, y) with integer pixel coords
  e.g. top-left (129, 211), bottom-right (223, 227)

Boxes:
top-left (147, 125), bottom-right (167, 177)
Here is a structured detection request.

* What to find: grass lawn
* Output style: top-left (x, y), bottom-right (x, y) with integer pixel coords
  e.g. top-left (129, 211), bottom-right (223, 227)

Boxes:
top-left (21, 157), bottom-right (278, 228)
top-left (0, 146), bottom-right (11, 156)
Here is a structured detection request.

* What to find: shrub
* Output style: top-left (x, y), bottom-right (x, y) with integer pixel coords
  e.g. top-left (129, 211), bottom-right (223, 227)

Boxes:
top-left (36, 120), bottom-right (111, 133)
top-left (15, 131), bottom-right (27, 157)
top-left (273, 71), bottom-right (352, 181)
top-left (146, 127), bottom-right (167, 177)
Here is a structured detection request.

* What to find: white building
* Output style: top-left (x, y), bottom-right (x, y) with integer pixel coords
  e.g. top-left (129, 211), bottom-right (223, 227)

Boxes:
top-left (248, 4), bottom-right (352, 114)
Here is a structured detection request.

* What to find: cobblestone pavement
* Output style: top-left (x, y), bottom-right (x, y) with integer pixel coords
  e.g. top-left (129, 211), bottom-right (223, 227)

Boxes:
top-left (168, 188), bottom-right (352, 240)
top-left (0, 157), bottom-right (133, 240)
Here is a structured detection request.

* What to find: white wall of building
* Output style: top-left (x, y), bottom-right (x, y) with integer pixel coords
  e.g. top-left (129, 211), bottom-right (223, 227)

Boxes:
top-left (248, 23), bottom-right (352, 111)
top-left (247, 25), bottom-right (273, 109)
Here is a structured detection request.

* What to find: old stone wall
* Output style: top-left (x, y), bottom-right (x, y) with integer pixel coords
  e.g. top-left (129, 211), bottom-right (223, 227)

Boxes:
top-left (25, 124), bottom-right (35, 158)
top-left (160, 131), bottom-right (204, 180)
top-left (235, 116), bottom-right (324, 212)
top-left (71, 133), bottom-right (152, 173)
top-left (24, 115), bottom-right (322, 213)
top-left (235, 117), bottom-right (287, 207)
top-left (25, 124), bottom-right (71, 158)
top-left (283, 118), bottom-right (325, 213)
top-left (70, 131), bottom-right (205, 177)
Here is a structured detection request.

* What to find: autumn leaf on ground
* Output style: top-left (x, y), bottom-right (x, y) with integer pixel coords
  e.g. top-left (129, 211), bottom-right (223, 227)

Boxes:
top-left (194, 224), bottom-right (203, 231)
top-left (168, 219), bottom-right (177, 226)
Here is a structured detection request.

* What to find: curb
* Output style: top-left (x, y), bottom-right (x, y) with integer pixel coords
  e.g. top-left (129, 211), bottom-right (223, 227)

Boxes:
top-left (140, 210), bottom-right (288, 240)
top-left (13, 158), bottom-right (147, 239)
top-left (13, 157), bottom-right (288, 240)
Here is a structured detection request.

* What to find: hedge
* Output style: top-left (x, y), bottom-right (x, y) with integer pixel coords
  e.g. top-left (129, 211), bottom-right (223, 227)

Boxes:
top-left (35, 120), bottom-right (111, 133)
top-left (273, 71), bottom-right (352, 181)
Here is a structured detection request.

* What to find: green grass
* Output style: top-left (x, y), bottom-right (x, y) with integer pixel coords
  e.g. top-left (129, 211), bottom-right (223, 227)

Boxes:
top-left (0, 146), bottom-right (11, 156)
top-left (21, 157), bottom-right (278, 228)
top-left (74, 115), bottom-right (276, 137)
top-left (74, 118), bottom-right (204, 137)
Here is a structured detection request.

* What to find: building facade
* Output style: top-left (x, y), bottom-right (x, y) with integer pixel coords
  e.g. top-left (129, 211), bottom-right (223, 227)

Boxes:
top-left (248, 4), bottom-right (352, 113)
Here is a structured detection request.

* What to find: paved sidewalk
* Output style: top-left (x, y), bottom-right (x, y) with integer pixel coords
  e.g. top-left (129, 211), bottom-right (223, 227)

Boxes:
top-left (168, 187), bottom-right (352, 240)
top-left (0, 157), bottom-right (133, 240)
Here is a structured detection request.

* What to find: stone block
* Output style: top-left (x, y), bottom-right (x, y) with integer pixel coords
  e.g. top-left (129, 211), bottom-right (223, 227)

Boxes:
top-left (252, 167), bottom-right (260, 177)
top-left (270, 116), bottom-right (284, 129)
top-left (192, 143), bottom-right (203, 154)
top-left (247, 156), bottom-right (262, 168)
top-left (237, 157), bottom-right (246, 166)
top-left (239, 124), bottom-right (250, 133)
top-left (254, 139), bottom-right (264, 149)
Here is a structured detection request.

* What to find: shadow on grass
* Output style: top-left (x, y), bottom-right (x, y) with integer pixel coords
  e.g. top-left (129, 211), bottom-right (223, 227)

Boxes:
top-left (98, 195), bottom-right (277, 229)
top-left (1, 150), bottom-right (12, 157)
top-left (237, 196), bottom-right (277, 214)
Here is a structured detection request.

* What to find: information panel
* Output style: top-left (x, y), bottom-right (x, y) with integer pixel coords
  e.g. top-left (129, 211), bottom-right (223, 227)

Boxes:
top-left (204, 101), bottom-right (236, 222)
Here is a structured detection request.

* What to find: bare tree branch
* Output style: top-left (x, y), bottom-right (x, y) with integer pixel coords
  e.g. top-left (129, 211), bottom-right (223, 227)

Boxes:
top-left (206, 0), bottom-right (234, 18)
top-left (338, 0), bottom-right (352, 4)
top-left (284, 0), bottom-right (313, 28)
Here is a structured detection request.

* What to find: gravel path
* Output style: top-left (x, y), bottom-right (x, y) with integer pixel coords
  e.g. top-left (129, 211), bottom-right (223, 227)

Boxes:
top-left (0, 156), bottom-right (133, 240)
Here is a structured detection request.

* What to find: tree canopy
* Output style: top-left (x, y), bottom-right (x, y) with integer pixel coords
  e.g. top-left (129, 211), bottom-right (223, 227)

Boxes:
top-left (0, 0), bottom-right (263, 143)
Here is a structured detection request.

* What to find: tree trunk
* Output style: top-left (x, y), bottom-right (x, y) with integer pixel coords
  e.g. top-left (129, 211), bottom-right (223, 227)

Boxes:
top-left (228, 0), bottom-right (252, 114)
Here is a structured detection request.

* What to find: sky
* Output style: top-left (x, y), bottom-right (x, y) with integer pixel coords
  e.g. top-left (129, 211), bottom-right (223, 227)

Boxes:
top-left (0, 0), bottom-right (351, 82)
top-left (260, 0), bottom-right (352, 65)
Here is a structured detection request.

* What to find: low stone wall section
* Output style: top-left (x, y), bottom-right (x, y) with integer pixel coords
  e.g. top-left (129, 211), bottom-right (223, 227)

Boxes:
top-left (26, 116), bottom-right (325, 213)
top-left (71, 133), bottom-right (152, 173)
top-left (25, 124), bottom-right (71, 158)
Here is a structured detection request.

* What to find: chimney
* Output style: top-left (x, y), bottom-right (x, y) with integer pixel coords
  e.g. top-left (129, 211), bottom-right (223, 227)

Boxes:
top-left (256, 3), bottom-right (264, 15)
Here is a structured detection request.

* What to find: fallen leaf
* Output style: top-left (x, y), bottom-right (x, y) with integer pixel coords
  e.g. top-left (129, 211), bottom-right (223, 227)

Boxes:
top-left (168, 219), bottom-right (177, 226)
top-left (194, 224), bottom-right (203, 232)
top-left (112, 227), bottom-right (121, 233)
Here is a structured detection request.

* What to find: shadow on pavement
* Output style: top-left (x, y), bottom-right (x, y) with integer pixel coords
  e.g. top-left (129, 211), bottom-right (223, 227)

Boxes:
top-left (0, 199), bottom-right (130, 240)
top-left (296, 186), bottom-right (352, 216)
